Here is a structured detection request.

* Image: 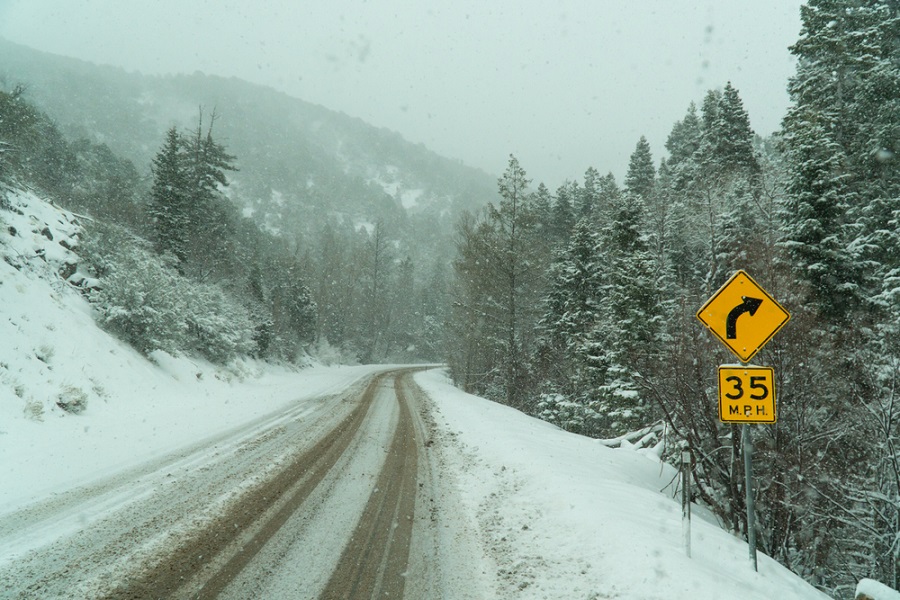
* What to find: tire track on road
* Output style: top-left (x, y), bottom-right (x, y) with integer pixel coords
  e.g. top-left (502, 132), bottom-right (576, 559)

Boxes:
top-left (103, 373), bottom-right (386, 600)
top-left (319, 373), bottom-right (420, 600)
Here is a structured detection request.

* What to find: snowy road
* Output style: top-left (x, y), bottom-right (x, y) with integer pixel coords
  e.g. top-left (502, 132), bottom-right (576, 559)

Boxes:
top-left (0, 369), bottom-right (464, 599)
top-left (0, 364), bottom-right (832, 600)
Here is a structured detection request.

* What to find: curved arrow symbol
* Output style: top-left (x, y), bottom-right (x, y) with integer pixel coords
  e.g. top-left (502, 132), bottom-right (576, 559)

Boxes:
top-left (726, 296), bottom-right (763, 339)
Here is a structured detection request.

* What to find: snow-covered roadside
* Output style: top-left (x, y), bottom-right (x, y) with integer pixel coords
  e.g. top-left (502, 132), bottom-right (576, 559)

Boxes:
top-left (0, 354), bottom-right (383, 515)
top-left (415, 369), bottom-right (831, 600)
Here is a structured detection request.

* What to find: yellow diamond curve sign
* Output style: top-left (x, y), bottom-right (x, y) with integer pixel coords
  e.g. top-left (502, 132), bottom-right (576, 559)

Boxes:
top-left (696, 270), bottom-right (790, 363)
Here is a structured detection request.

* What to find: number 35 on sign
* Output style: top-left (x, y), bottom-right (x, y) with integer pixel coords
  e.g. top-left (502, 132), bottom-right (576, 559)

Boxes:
top-left (718, 366), bottom-right (776, 424)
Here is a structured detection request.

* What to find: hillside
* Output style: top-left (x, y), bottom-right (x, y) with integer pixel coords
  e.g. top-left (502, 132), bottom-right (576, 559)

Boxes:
top-left (0, 37), bottom-right (497, 241)
top-left (0, 183), bottom-right (382, 511)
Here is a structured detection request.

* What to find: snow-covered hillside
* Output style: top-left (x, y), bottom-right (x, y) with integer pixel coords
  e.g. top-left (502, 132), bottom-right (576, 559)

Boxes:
top-left (0, 188), bottom-right (833, 598)
top-left (0, 186), bottom-right (384, 512)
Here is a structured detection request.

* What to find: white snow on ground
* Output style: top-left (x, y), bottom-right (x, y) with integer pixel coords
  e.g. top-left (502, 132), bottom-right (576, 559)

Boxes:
top-left (368, 166), bottom-right (426, 209)
top-left (415, 369), bottom-right (832, 600)
top-left (0, 187), bottom-right (844, 597)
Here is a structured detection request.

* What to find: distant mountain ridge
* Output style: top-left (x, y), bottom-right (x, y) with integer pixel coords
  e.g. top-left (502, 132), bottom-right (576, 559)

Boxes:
top-left (0, 37), bottom-right (497, 238)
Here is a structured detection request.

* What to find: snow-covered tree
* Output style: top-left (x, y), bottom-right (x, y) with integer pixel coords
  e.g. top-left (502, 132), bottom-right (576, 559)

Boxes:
top-left (624, 136), bottom-right (656, 201)
top-left (360, 219), bottom-right (395, 363)
top-left (535, 219), bottom-right (607, 433)
top-left (531, 182), bottom-right (553, 230)
top-left (595, 191), bottom-right (662, 433)
top-left (577, 167), bottom-right (601, 220)
top-left (147, 111), bottom-right (237, 278)
top-left (448, 155), bottom-right (548, 409)
top-left (780, 0), bottom-right (900, 323)
top-left (551, 181), bottom-right (576, 245)
top-left (148, 126), bottom-right (190, 267)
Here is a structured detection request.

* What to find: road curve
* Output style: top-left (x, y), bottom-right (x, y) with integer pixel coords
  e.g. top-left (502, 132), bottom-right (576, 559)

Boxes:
top-left (0, 368), bottom-right (449, 600)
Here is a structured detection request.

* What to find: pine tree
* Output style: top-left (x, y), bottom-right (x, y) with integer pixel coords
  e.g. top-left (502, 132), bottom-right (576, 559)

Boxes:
top-left (594, 172), bottom-right (620, 224)
top-left (448, 155), bottom-right (546, 409)
top-left (531, 182), bottom-right (553, 237)
top-left (537, 219), bottom-right (607, 433)
top-left (774, 1), bottom-right (900, 589)
top-left (360, 219), bottom-right (394, 362)
top-left (541, 221), bottom-right (605, 371)
top-left (147, 112), bottom-right (238, 278)
top-left (182, 110), bottom-right (238, 279)
top-left (713, 83), bottom-right (760, 175)
top-left (578, 167), bottom-right (601, 220)
top-left (779, 0), bottom-right (895, 322)
top-left (624, 136), bottom-right (655, 200)
top-left (492, 155), bottom-right (540, 408)
top-left (148, 126), bottom-right (190, 267)
top-left (665, 102), bottom-right (702, 174)
top-left (663, 103), bottom-right (705, 285)
top-left (645, 158), bottom-right (678, 296)
top-left (269, 255), bottom-right (318, 360)
top-left (245, 262), bottom-right (274, 357)
top-left (551, 181), bottom-right (576, 244)
top-left (709, 83), bottom-right (764, 274)
top-left (699, 89), bottom-right (722, 143)
top-left (594, 190), bottom-right (661, 434)
top-left (664, 84), bottom-right (762, 291)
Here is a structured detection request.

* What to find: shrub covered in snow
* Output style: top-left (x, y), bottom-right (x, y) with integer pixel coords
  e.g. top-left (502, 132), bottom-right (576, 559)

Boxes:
top-left (22, 399), bottom-right (44, 421)
top-left (56, 385), bottom-right (88, 415)
top-left (88, 238), bottom-right (189, 356)
top-left (82, 223), bottom-right (255, 363)
top-left (183, 283), bottom-right (256, 362)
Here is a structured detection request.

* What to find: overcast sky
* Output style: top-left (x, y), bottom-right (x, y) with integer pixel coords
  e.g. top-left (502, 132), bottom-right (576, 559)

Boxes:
top-left (0, 0), bottom-right (804, 187)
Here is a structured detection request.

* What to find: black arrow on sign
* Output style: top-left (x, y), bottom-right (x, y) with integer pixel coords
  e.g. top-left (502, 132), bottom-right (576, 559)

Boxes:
top-left (726, 296), bottom-right (763, 339)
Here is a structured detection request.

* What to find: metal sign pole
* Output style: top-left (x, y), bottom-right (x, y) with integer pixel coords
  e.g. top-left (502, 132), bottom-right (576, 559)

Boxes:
top-left (682, 448), bottom-right (692, 558)
top-left (742, 423), bottom-right (758, 572)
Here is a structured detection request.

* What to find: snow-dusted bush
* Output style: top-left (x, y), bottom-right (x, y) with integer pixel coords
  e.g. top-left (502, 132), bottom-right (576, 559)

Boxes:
top-left (22, 399), bottom-right (44, 421)
top-left (184, 283), bottom-right (255, 362)
top-left (309, 337), bottom-right (357, 366)
top-left (536, 393), bottom-right (604, 436)
top-left (83, 223), bottom-right (254, 363)
top-left (56, 385), bottom-right (88, 414)
top-left (89, 241), bottom-right (188, 356)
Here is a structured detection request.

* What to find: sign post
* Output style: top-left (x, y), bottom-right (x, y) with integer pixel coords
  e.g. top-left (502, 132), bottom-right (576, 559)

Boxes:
top-left (682, 448), bottom-right (692, 559)
top-left (742, 424), bottom-right (757, 572)
top-left (696, 270), bottom-right (789, 572)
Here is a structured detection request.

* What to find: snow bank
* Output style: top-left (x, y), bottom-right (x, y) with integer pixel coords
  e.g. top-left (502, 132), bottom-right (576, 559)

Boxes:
top-left (415, 368), bottom-right (830, 600)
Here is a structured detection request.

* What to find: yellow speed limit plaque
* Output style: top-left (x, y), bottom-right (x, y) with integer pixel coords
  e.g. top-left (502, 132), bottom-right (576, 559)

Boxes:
top-left (718, 365), bottom-right (776, 424)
